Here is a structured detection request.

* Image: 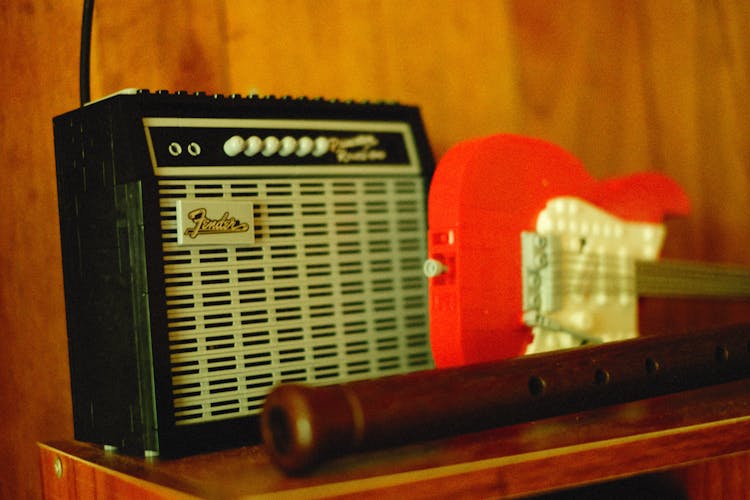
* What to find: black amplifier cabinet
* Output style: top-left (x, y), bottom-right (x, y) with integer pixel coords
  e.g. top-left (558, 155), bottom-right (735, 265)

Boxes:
top-left (53, 89), bottom-right (435, 456)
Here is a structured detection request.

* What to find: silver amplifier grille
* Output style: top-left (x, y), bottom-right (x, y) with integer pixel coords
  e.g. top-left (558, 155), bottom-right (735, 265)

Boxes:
top-left (158, 178), bottom-right (432, 425)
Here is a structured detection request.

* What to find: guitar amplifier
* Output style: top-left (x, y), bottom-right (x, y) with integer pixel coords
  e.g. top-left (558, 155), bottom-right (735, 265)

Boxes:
top-left (53, 89), bottom-right (435, 456)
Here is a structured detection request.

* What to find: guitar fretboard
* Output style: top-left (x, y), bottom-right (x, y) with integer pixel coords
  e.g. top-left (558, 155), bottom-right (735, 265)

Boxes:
top-left (636, 260), bottom-right (750, 299)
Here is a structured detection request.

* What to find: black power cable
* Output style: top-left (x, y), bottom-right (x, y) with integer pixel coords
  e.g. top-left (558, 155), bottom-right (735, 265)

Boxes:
top-left (80, 0), bottom-right (95, 105)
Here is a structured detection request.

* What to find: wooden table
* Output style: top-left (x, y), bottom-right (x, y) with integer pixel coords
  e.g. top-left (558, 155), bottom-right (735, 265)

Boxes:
top-left (39, 378), bottom-right (750, 499)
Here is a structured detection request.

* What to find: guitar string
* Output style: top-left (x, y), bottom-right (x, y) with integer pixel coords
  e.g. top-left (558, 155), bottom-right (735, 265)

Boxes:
top-left (557, 252), bottom-right (750, 275)
top-left (543, 250), bottom-right (750, 298)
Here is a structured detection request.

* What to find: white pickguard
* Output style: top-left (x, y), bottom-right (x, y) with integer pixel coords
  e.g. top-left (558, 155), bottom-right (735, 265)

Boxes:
top-left (523, 197), bottom-right (666, 354)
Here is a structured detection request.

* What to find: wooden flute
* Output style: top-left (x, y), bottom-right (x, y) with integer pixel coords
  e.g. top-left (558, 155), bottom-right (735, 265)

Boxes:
top-left (261, 323), bottom-right (750, 474)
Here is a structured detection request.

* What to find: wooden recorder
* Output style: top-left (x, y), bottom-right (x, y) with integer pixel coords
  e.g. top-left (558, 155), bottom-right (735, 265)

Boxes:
top-left (262, 323), bottom-right (750, 473)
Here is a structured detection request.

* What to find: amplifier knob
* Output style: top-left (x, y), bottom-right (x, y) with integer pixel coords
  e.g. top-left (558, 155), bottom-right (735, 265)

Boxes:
top-left (223, 135), bottom-right (246, 157)
top-left (279, 136), bottom-right (297, 157)
top-left (296, 136), bottom-right (314, 157)
top-left (244, 136), bottom-right (263, 157)
top-left (262, 136), bottom-right (281, 156)
top-left (312, 136), bottom-right (330, 157)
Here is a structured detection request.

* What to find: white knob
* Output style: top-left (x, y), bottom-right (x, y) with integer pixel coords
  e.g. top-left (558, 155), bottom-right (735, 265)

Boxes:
top-left (312, 136), bottom-right (330, 157)
top-left (223, 135), bottom-right (245, 157)
top-left (244, 136), bottom-right (263, 156)
top-left (296, 136), bottom-right (314, 156)
top-left (423, 259), bottom-right (446, 278)
top-left (262, 136), bottom-right (280, 156)
top-left (279, 136), bottom-right (297, 157)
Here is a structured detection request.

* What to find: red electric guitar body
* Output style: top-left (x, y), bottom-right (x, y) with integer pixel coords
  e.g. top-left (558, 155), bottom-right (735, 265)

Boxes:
top-left (426, 134), bottom-right (691, 368)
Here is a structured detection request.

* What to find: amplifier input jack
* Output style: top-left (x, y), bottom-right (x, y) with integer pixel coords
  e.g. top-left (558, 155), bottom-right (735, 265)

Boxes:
top-left (168, 142), bottom-right (182, 156)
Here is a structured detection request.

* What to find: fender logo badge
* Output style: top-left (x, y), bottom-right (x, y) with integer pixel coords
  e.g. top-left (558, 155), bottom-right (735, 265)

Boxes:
top-left (176, 201), bottom-right (254, 246)
top-left (184, 208), bottom-right (250, 239)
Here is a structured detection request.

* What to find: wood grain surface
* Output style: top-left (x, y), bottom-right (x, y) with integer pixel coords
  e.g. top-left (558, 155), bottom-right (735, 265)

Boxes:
top-left (2, 1), bottom-right (750, 498)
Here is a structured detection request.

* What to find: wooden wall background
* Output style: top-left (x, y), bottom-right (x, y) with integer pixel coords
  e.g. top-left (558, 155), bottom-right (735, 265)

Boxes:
top-left (2, 1), bottom-right (749, 497)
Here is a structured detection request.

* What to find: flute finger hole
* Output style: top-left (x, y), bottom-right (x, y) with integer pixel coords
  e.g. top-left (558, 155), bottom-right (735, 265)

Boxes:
top-left (528, 375), bottom-right (546, 396)
top-left (645, 357), bottom-right (660, 376)
top-left (594, 368), bottom-right (611, 385)
top-left (715, 345), bottom-right (729, 363)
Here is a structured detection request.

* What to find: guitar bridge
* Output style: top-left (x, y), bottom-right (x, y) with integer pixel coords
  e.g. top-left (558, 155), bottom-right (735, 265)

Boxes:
top-left (522, 231), bottom-right (595, 345)
top-left (521, 232), bottom-right (560, 316)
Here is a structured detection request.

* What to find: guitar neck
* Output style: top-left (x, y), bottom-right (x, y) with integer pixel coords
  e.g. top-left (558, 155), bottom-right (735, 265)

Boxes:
top-left (636, 259), bottom-right (750, 299)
